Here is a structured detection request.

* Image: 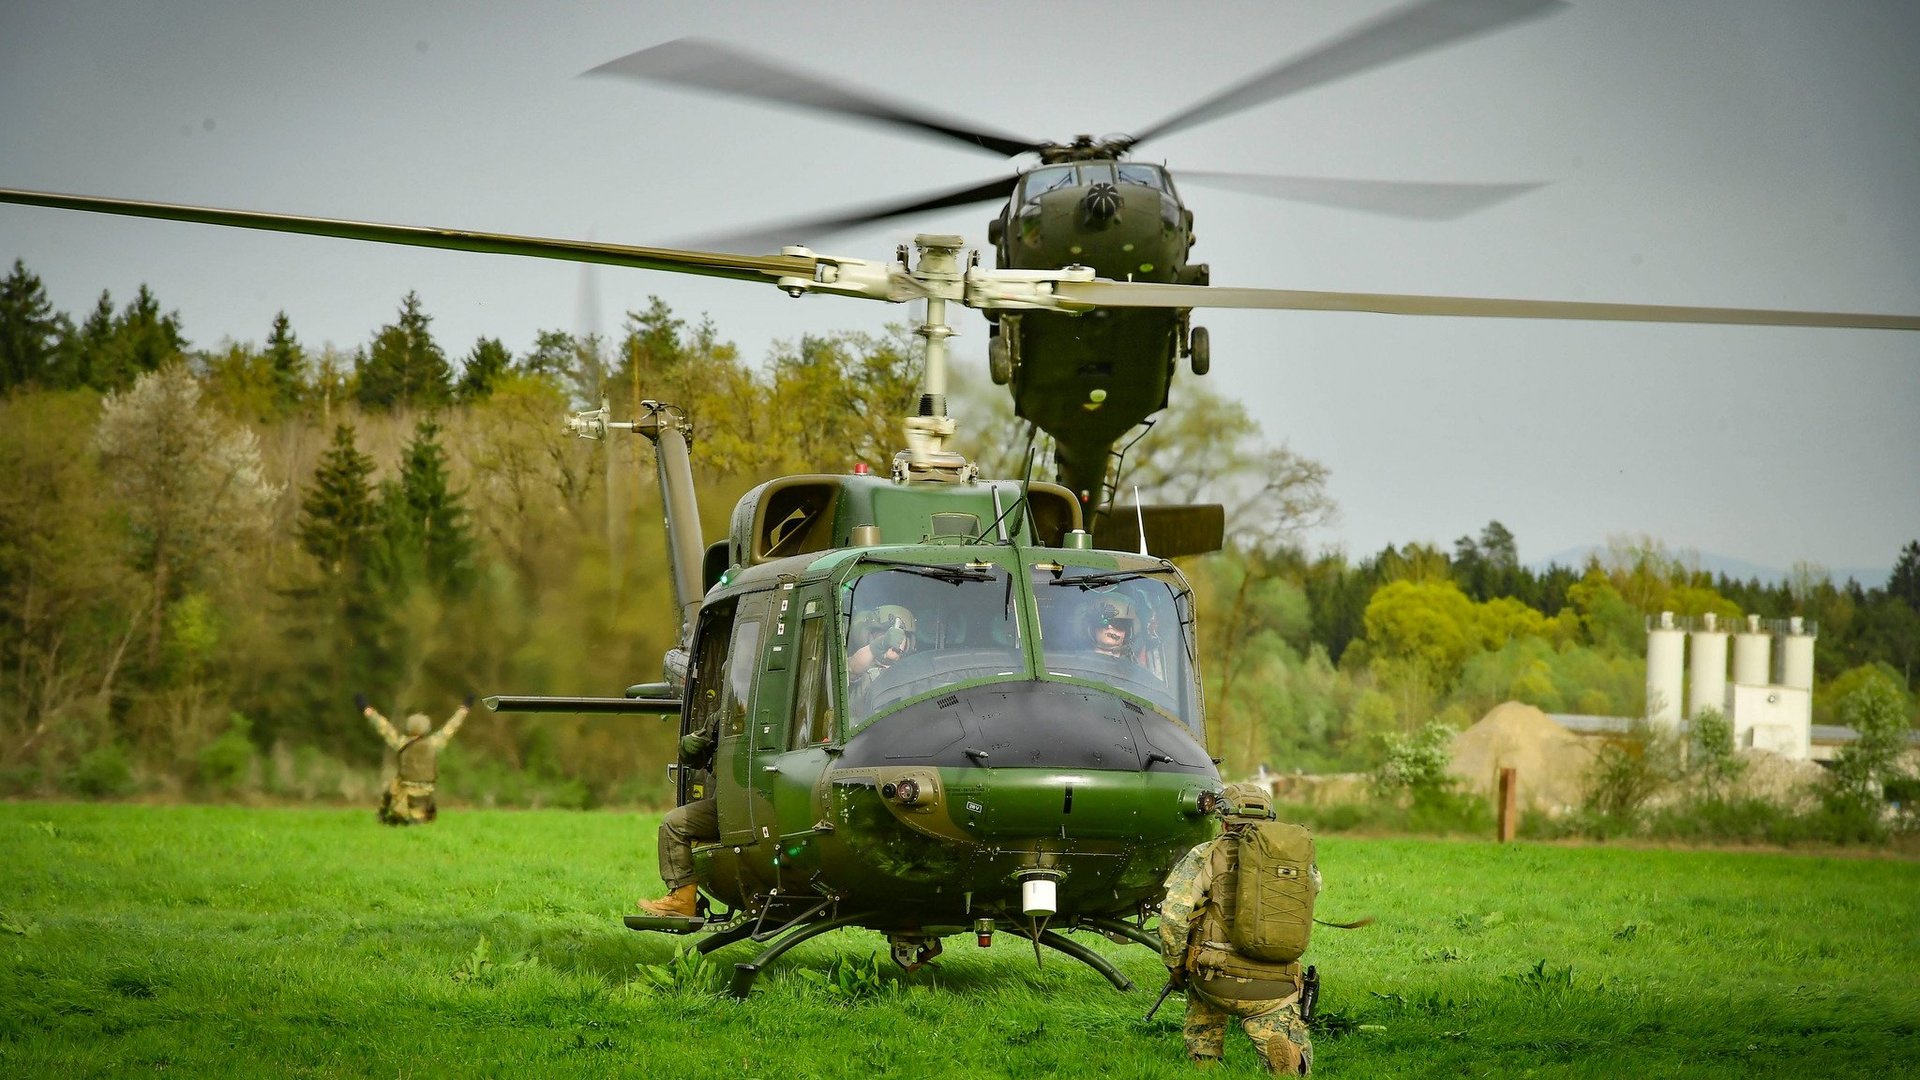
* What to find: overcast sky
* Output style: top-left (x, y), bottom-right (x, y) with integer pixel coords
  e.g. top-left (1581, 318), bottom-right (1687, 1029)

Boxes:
top-left (3, 0), bottom-right (1916, 581)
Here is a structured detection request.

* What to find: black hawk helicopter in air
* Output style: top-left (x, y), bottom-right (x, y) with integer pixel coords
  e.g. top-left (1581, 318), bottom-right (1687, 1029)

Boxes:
top-left (3, 0), bottom-right (1917, 1001)
top-left (586, 0), bottom-right (1575, 522)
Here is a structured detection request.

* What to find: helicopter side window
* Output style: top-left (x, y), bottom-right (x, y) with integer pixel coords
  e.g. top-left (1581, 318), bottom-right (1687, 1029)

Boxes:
top-left (722, 617), bottom-right (763, 738)
top-left (1116, 164), bottom-right (1166, 191)
top-left (1021, 165), bottom-right (1079, 203)
top-left (789, 616), bottom-right (833, 749)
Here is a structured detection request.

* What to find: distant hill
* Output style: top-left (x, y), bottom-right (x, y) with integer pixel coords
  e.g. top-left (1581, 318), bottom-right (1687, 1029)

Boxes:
top-left (1533, 546), bottom-right (1890, 589)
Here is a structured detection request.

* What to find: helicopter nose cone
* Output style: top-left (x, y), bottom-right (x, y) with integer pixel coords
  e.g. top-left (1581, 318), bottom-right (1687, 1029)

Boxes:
top-left (1081, 182), bottom-right (1122, 226)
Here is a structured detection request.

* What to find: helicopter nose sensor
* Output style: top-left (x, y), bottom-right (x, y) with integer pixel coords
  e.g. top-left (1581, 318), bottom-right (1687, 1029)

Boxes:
top-left (1081, 182), bottom-right (1121, 225)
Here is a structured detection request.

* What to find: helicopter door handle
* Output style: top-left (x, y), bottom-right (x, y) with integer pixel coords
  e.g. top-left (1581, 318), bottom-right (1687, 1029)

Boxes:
top-left (762, 765), bottom-right (781, 773)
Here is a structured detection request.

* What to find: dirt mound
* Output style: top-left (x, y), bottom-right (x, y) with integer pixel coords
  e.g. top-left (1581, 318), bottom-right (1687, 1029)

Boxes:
top-left (1448, 702), bottom-right (1597, 816)
top-left (1727, 748), bottom-right (1827, 811)
top-left (1266, 772), bottom-right (1370, 807)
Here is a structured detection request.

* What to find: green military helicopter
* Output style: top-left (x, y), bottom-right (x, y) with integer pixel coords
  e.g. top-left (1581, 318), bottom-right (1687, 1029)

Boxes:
top-left (491, 240), bottom-right (1231, 997)
top-left (585, 0), bottom-right (1574, 511)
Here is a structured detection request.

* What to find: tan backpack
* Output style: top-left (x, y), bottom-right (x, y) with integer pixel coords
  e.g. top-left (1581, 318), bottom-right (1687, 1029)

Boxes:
top-left (1229, 821), bottom-right (1317, 963)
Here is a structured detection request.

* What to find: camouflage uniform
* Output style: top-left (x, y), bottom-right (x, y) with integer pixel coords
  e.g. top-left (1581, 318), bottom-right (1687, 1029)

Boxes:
top-left (657, 726), bottom-right (719, 890)
top-left (1159, 793), bottom-right (1317, 1074)
top-left (364, 701), bottom-right (468, 826)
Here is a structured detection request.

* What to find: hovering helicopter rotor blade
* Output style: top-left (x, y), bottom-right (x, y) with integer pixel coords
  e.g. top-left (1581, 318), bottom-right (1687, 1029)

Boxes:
top-left (685, 175), bottom-right (1016, 253)
top-left (1176, 171), bottom-right (1544, 221)
top-left (0, 187), bottom-right (815, 285)
top-left (1127, 0), bottom-right (1565, 149)
top-left (1045, 279), bottom-right (1920, 332)
top-left (586, 38), bottom-right (1045, 158)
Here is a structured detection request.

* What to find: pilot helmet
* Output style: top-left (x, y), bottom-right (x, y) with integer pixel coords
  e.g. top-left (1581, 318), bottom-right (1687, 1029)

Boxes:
top-left (1087, 594), bottom-right (1138, 639)
top-left (863, 604), bottom-right (917, 652)
top-left (405, 713), bottom-right (432, 736)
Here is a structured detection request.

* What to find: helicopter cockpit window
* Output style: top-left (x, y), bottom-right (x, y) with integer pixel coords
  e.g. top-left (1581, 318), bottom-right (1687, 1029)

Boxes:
top-left (1034, 566), bottom-right (1200, 728)
top-left (1116, 164), bottom-right (1167, 191)
top-left (844, 563), bottom-right (1025, 729)
top-left (1021, 165), bottom-right (1079, 202)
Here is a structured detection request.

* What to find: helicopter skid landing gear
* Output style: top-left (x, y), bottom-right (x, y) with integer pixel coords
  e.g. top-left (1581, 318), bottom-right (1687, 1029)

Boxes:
top-left (1005, 924), bottom-right (1136, 992)
top-left (724, 908), bottom-right (878, 999)
top-left (1082, 915), bottom-right (1160, 950)
top-left (622, 913), bottom-right (707, 934)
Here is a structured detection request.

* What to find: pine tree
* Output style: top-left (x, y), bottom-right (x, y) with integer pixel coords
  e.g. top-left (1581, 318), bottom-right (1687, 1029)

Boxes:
top-left (92, 286), bottom-right (187, 392)
top-left (265, 311), bottom-right (306, 414)
top-left (374, 418), bottom-right (475, 596)
top-left (297, 424), bottom-right (379, 578)
top-left (1891, 541), bottom-right (1920, 615)
top-left (0, 259), bottom-right (66, 391)
top-left (355, 292), bottom-right (452, 409)
top-left (55, 290), bottom-right (117, 390)
top-left (456, 336), bottom-right (510, 402)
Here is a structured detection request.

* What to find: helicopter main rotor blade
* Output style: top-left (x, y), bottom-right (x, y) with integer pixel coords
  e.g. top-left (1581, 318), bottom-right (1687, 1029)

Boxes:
top-left (1128, 0), bottom-right (1565, 149)
top-left (1177, 171), bottom-right (1544, 220)
top-left (1046, 279), bottom-right (1920, 332)
top-left (587, 38), bottom-right (1044, 158)
top-left (685, 175), bottom-right (1016, 253)
top-left (0, 188), bottom-right (814, 285)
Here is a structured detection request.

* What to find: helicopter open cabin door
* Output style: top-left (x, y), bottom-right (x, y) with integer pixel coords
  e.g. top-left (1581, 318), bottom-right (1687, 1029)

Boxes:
top-left (751, 586), bottom-right (839, 890)
top-left (696, 594), bottom-right (765, 848)
top-left (741, 587), bottom-right (801, 840)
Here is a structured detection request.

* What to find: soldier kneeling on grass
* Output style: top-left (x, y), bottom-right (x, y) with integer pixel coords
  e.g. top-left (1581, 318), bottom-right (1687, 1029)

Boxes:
top-left (358, 693), bottom-right (470, 825)
top-left (1159, 782), bottom-right (1321, 1075)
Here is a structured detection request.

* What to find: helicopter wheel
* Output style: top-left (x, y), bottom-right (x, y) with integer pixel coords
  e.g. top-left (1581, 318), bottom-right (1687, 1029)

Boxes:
top-left (988, 333), bottom-right (1012, 385)
top-left (1188, 326), bottom-right (1210, 376)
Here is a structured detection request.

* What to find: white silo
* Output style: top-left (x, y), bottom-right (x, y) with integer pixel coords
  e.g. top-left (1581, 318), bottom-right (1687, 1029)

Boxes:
top-left (1646, 611), bottom-right (1685, 727)
top-left (1687, 612), bottom-right (1729, 719)
top-left (1732, 614), bottom-right (1771, 686)
top-left (1779, 615), bottom-right (1816, 691)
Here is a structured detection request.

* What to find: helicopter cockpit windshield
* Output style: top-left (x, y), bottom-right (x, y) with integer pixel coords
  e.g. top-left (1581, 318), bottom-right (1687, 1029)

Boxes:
top-left (1034, 565), bottom-right (1200, 729)
top-left (1115, 163), bottom-right (1169, 191)
top-left (844, 561), bottom-right (1024, 728)
top-left (1020, 164), bottom-right (1081, 203)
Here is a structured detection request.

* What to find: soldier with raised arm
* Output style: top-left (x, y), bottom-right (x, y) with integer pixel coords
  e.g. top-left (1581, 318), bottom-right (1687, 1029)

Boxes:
top-left (358, 693), bottom-right (469, 825)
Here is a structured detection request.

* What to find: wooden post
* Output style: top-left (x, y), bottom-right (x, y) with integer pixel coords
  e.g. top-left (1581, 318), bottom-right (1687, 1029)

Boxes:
top-left (1497, 766), bottom-right (1517, 843)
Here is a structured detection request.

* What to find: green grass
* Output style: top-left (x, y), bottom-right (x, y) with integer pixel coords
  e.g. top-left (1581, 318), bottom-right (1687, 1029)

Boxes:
top-left (2, 803), bottom-right (1916, 1078)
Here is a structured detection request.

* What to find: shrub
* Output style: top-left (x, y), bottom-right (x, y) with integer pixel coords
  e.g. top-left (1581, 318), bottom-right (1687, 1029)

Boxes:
top-left (1824, 674), bottom-right (1913, 816)
top-left (1371, 719), bottom-right (1457, 804)
top-left (70, 743), bottom-right (136, 798)
top-left (1685, 707), bottom-right (1746, 798)
top-left (1582, 718), bottom-right (1681, 822)
top-left (196, 713), bottom-right (255, 795)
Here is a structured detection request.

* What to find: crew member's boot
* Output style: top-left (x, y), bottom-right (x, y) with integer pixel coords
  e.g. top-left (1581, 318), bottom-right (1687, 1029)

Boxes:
top-left (1262, 1033), bottom-right (1307, 1076)
top-left (636, 884), bottom-right (698, 918)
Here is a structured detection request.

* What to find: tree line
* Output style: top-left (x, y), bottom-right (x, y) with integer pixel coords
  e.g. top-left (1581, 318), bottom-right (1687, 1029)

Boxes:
top-left (1, 258), bottom-right (1913, 806)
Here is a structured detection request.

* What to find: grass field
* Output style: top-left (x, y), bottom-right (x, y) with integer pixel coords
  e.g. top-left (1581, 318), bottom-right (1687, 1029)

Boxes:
top-left (3, 802), bottom-right (1916, 1079)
